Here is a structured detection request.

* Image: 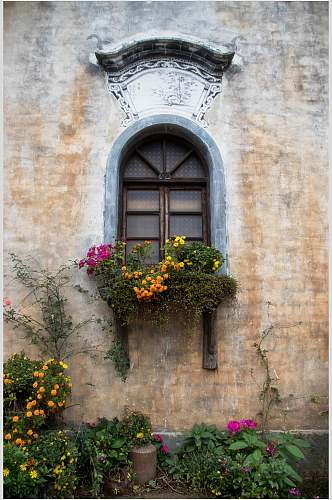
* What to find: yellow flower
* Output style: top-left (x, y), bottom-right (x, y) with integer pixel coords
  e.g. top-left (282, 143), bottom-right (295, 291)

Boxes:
top-left (3, 468), bottom-right (9, 477)
top-left (179, 262), bottom-right (184, 268)
top-left (166, 256), bottom-right (172, 261)
top-left (19, 464), bottom-right (27, 471)
top-left (166, 239), bottom-right (170, 244)
top-left (136, 432), bottom-right (144, 439)
top-left (26, 411), bottom-right (33, 418)
top-left (29, 470), bottom-right (38, 479)
top-left (12, 415), bottom-right (19, 422)
top-left (173, 242), bottom-right (178, 248)
top-left (59, 361), bottom-right (68, 369)
top-left (48, 401), bottom-right (55, 407)
top-left (27, 429), bottom-right (33, 436)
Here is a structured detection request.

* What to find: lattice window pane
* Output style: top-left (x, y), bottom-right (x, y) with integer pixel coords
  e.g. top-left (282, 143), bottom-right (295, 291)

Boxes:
top-left (127, 215), bottom-right (159, 238)
top-left (127, 190), bottom-right (159, 211)
top-left (124, 154), bottom-right (158, 177)
top-left (140, 140), bottom-right (163, 173)
top-left (173, 154), bottom-right (205, 178)
top-left (126, 240), bottom-right (160, 262)
top-left (165, 141), bottom-right (189, 171)
top-left (169, 215), bottom-right (203, 238)
top-left (169, 190), bottom-right (202, 211)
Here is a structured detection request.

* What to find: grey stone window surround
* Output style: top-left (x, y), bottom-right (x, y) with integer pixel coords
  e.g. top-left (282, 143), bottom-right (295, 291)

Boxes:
top-left (104, 114), bottom-right (228, 272)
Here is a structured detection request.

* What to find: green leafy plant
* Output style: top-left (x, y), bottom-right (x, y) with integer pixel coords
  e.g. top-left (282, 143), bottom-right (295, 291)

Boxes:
top-left (121, 410), bottom-right (154, 447)
top-left (104, 338), bottom-right (130, 382)
top-left (75, 417), bottom-right (130, 497)
top-left (4, 253), bottom-right (100, 360)
top-left (79, 237), bottom-right (237, 327)
top-left (4, 353), bottom-right (72, 447)
top-left (3, 430), bottom-right (78, 499)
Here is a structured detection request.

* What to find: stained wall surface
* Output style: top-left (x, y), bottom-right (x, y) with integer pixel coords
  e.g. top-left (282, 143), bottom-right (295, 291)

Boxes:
top-left (4, 1), bottom-right (328, 431)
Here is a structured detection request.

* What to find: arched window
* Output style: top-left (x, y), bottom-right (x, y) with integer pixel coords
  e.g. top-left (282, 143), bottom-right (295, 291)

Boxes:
top-left (119, 133), bottom-right (209, 262)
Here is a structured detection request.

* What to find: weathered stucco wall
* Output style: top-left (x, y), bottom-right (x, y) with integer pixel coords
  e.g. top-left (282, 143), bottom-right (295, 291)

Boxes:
top-left (4, 1), bottom-right (328, 432)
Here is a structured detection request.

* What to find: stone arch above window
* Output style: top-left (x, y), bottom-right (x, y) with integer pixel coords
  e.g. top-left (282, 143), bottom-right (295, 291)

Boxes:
top-left (91, 32), bottom-right (235, 128)
top-left (105, 114), bottom-right (228, 272)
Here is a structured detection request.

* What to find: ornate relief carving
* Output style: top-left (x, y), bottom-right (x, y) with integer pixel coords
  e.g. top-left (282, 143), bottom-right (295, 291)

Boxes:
top-left (94, 36), bottom-right (234, 128)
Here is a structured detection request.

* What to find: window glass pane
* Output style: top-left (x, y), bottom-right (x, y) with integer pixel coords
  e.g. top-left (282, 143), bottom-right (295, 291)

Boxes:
top-left (165, 141), bottom-right (189, 171)
top-left (169, 215), bottom-right (203, 238)
top-left (126, 240), bottom-right (160, 263)
top-left (127, 190), bottom-right (159, 211)
top-left (169, 190), bottom-right (202, 211)
top-left (173, 154), bottom-right (205, 178)
top-left (127, 215), bottom-right (159, 238)
top-left (140, 140), bottom-right (163, 173)
top-left (124, 154), bottom-right (157, 177)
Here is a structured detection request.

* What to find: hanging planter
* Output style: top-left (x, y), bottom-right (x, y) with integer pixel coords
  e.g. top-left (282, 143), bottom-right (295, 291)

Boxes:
top-left (79, 237), bottom-right (237, 378)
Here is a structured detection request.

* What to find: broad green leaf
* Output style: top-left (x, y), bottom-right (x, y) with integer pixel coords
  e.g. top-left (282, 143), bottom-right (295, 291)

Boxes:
top-left (229, 441), bottom-right (248, 450)
top-left (284, 477), bottom-right (297, 487)
top-left (285, 444), bottom-right (305, 459)
top-left (111, 438), bottom-right (126, 448)
top-left (292, 438), bottom-right (311, 448)
top-left (284, 463), bottom-right (303, 483)
top-left (243, 449), bottom-right (262, 467)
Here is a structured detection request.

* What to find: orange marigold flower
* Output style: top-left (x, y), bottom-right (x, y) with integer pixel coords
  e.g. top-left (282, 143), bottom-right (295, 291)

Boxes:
top-left (12, 416), bottom-right (19, 422)
top-left (38, 372), bottom-right (45, 378)
top-left (27, 430), bottom-right (33, 436)
top-left (5, 433), bottom-right (11, 440)
top-left (37, 394), bottom-right (43, 400)
top-left (13, 428), bottom-right (18, 434)
top-left (38, 387), bottom-right (45, 393)
top-left (141, 279), bottom-right (147, 285)
top-left (47, 401), bottom-right (55, 407)
top-left (15, 438), bottom-right (23, 445)
top-left (32, 382), bottom-right (38, 388)
top-left (54, 384), bottom-right (59, 390)
top-left (33, 410), bottom-right (40, 416)
top-left (26, 411), bottom-right (33, 418)
top-left (30, 400), bottom-right (36, 406)
top-left (4, 378), bottom-right (11, 385)
top-left (58, 401), bottom-right (64, 407)
top-left (33, 372), bottom-right (39, 378)
top-left (51, 389), bottom-right (57, 396)
top-left (26, 402), bottom-right (32, 409)
top-left (39, 409), bottom-right (45, 416)
top-left (42, 365), bottom-right (48, 370)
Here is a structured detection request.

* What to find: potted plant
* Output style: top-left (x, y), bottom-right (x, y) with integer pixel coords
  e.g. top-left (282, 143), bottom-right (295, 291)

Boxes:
top-left (121, 410), bottom-right (157, 485)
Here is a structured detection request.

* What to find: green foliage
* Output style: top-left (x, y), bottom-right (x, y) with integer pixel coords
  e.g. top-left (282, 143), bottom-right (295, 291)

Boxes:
top-left (4, 430), bottom-right (78, 499)
top-left (75, 417), bottom-right (130, 497)
top-left (4, 353), bottom-right (72, 445)
top-left (84, 239), bottom-right (237, 327)
top-left (104, 338), bottom-right (130, 382)
top-left (4, 253), bottom-right (98, 360)
top-left (121, 410), bottom-right (154, 447)
top-left (164, 422), bottom-right (310, 498)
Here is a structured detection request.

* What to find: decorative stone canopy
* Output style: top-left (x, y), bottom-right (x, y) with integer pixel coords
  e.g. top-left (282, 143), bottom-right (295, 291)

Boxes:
top-left (90, 32), bottom-right (235, 128)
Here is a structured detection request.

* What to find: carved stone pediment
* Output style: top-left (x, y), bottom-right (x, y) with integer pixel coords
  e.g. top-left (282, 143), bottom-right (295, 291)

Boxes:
top-left (91, 33), bottom-right (235, 128)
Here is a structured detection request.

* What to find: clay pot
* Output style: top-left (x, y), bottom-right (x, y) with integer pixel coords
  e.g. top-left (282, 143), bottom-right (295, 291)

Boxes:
top-left (129, 443), bottom-right (157, 484)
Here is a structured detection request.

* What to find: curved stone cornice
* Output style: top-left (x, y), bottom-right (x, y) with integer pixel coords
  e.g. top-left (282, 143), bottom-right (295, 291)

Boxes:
top-left (91, 32), bottom-right (235, 128)
top-left (94, 32), bottom-right (235, 76)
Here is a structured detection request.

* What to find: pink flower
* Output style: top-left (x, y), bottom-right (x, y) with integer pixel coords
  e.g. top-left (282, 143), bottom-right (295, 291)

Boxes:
top-left (86, 258), bottom-right (97, 267)
top-left (87, 268), bottom-right (94, 276)
top-left (79, 259), bottom-right (85, 269)
top-left (161, 444), bottom-right (169, 454)
top-left (154, 434), bottom-right (163, 442)
top-left (227, 420), bottom-right (241, 434)
top-left (247, 419), bottom-right (256, 429)
top-left (241, 419), bottom-right (248, 428)
top-left (3, 298), bottom-right (11, 307)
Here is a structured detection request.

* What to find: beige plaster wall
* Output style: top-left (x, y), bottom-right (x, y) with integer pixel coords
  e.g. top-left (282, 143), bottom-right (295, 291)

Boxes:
top-left (4, 1), bottom-right (328, 431)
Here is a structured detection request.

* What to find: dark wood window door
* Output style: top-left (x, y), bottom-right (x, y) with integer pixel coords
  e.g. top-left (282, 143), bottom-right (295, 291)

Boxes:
top-left (120, 134), bottom-right (209, 260)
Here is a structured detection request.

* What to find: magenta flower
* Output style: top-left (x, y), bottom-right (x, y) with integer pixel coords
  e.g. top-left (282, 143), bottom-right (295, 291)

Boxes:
top-left (161, 444), bottom-right (169, 454)
top-left (241, 419), bottom-right (248, 428)
top-left (227, 420), bottom-right (241, 434)
top-left (288, 488), bottom-right (300, 496)
top-left (3, 298), bottom-right (11, 307)
top-left (265, 442), bottom-right (277, 456)
top-left (154, 434), bottom-right (163, 442)
top-left (247, 419), bottom-right (255, 429)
